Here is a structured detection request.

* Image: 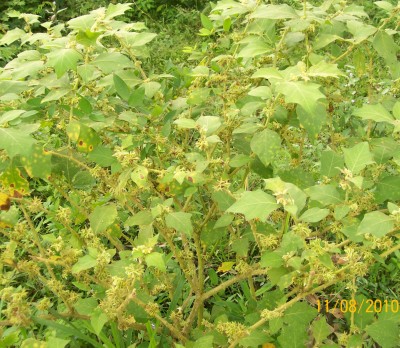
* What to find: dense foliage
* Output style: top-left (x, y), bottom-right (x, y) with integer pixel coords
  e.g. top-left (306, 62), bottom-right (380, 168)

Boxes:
top-left (0, 1), bottom-right (400, 347)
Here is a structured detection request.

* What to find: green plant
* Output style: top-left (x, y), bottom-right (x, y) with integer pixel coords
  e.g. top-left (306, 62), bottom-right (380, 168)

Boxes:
top-left (0, 1), bottom-right (400, 347)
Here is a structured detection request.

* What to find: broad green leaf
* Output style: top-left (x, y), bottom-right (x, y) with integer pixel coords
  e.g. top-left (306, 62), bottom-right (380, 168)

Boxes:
top-left (299, 208), bottom-right (330, 223)
top-left (87, 146), bottom-right (116, 167)
top-left (230, 154), bottom-right (251, 168)
top-left (196, 116), bottom-right (221, 136)
top-left (0, 28), bottom-right (26, 45)
top-left (0, 110), bottom-right (25, 124)
top-left (214, 214), bottom-right (234, 229)
top-left (251, 67), bottom-right (283, 80)
top-left (67, 14), bottom-right (96, 31)
top-left (343, 142), bottom-right (374, 174)
top-left (372, 30), bottom-right (399, 72)
top-left (233, 122), bottom-right (261, 134)
top-left (250, 129), bottom-right (281, 166)
top-left (90, 309), bottom-right (108, 336)
top-left (212, 191), bottom-right (235, 212)
top-left (145, 252), bottom-right (166, 272)
top-left (21, 339), bottom-right (46, 348)
top-left (280, 231), bottom-right (305, 254)
top-left (223, 17), bottom-right (232, 32)
top-left (194, 335), bottom-right (214, 348)
top-left (91, 52), bottom-right (132, 74)
top-left (47, 337), bottom-right (70, 348)
top-left (248, 86), bottom-right (272, 99)
top-left (231, 237), bottom-right (249, 257)
top-left (375, 1), bottom-right (394, 11)
top-left (0, 80), bottom-right (29, 95)
top-left (238, 330), bottom-right (269, 347)
top-left (393, 101), bottom-right (400, 120)
top-left (237, 40), bottom-right (271, 58)
top-left (261, 250), bottom-right (284, 268)
top-left (41, 88), bottom-right (70, 103)
top-left (279, 168), bottom-right (315, 189)
top-left (105, 3), bottom-right (132, 19)
top-left (212, 1), bottom-right (248, 14)
top-left (77, 64), bottom-right (99, 83)
top-left (46, 49), bottom-right (81, 78)
top-left (284, 302), bottom-right (318, 326)
top-left (285, 32), bottom-right (305, 47)
top-left (8, 59), bottom-right (43, 80)
top-left (365, 312), bottom-right (400, 348)
top-left (125, 211), bottom-right (153, 226)
top-left (113, 74), bottom-right (131, 101)
top-left (250, 4), bottom-right (299, 19)
top-left (348, 295), bottom-right (375, 330)
top-left (320, 150), bottom-right (344, 177)
top-left (353, 103), bottom-right (394, 123)
top-left (201, 14), bottom-right (213, 31)
top-left (72, 254), bottom-right (97, 273)
top-left (74, 297), bottom-right (98, 315)
top-left (278, 324), bottom-right (308, 348)
top-left (90, 204), bottom-right (118, 234)
top-left (32, 318), bottom-right (103, 348)
top-left (0, 126), bottom-right (37, 157)
top-left (311, 317), bottom-right (332, 344)
top-left (116, 32), bottom-right (157, 47)
top-left (226, 190), bottom-right (279, 221)
top-left (118, 111), bottom-right (139, 124)
top-left (142, 82), bottom-right (160, 99)
top-left (174, 119), bottom-right (196, 129)
top-left (165, 212), bottom-right (193, 237)
top-left (191, 66), bottom-right (209, 77)
top-left (128, 87), bottom-right (146, 107)
top-left (308, 61), bottom-right (345, 78)
top-left (21, 145), bottom-right (52, 179)
top-left (313, 34), bottom-right (341, 50)
top-left (305, 185), bottom-right (343, 206)
top-left (357, 211), bottom-right (394, 237)
top-left (201, 225), bottom-right (226, 246)
top-left (276, 81), bottom-right (325, 114)
top-left (375, 176), bottom-right (400, 203)
top-left (264, 178), bottom-right (306, 217)
top-left (387, 202), bottom-right (400, 214)
top-left (267, 266), bottom-right (290, 286)
top-left (199, 28), bottom-right (212, 36)
top-left (71, 171), bottom-right (95, 191)
top-left (187, 88), bottom-right (210, 105)
top-left (76, 30), bottom-right (101, 46)
top-left (347, 20), bottom-right (377, 43)
top-left (370, 137), bottom-right (399, 164)
top-left (334, 205), bottom-right (350, 220)
top-left (296, 102), bottom-right (327, 138)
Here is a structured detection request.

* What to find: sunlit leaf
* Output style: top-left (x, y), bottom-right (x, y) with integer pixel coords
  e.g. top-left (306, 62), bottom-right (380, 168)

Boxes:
top-left (227, 190), bottom-right (279, 221)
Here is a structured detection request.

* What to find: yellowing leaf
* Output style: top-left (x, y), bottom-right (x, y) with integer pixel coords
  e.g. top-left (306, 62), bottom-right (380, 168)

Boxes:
top-left (0, 193), bottom-right (11, 211)
top-left (0, 165), bottom-right (30, 197)
top-left (217, 262), bottom-right (235, 273)
top-left (66, 121), bottom-right (101, 153)
top-left (20, 145), bottom-right (52, 179)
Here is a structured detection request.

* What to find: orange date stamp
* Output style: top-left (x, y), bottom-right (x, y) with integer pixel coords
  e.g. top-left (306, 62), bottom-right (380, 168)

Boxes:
top-left (317, 299), bottom-right (400, 314)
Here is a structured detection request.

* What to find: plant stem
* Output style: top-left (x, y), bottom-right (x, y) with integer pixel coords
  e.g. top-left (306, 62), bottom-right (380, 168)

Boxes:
top-left (130, 295), bottom-right (187, 343)
top-left (227, 274), bottom-right (347, 348)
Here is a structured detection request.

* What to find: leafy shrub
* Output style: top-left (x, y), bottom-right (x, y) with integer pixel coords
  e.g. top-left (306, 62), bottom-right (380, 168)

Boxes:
top-left (0, 1), bottom-right (400, 347)
top-left (55, 0), bottom-right (208, 22)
